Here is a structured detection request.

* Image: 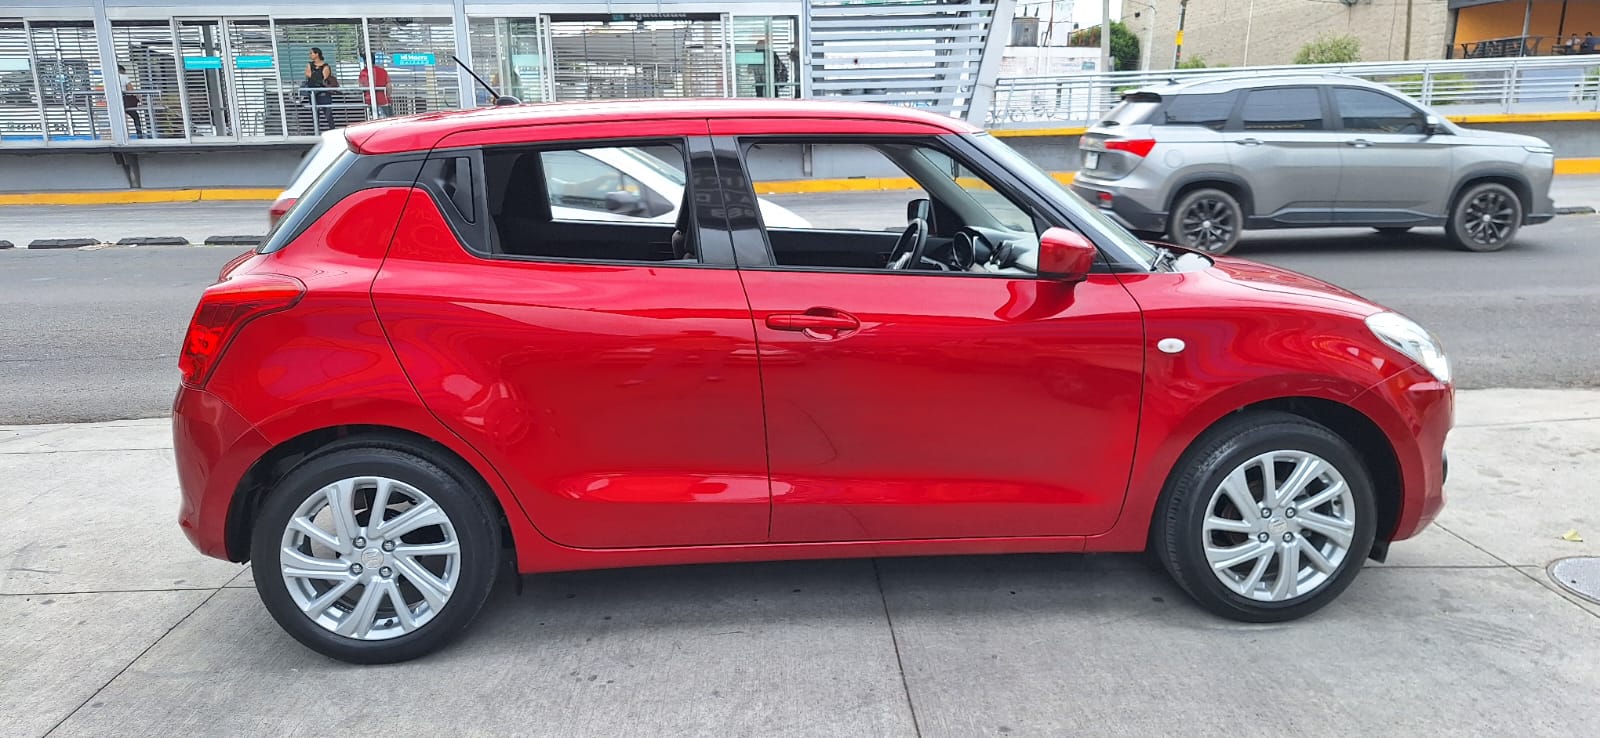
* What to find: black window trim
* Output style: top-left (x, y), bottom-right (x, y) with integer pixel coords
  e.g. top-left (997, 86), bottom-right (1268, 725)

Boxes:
top-left (709, 132), bottom-right (1122, 276)
top-left (420, 134), bottom-right (739, 269)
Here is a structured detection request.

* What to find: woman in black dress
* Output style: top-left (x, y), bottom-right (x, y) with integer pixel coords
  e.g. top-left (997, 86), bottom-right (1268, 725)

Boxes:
top-left (304, 47), bottom-right (338, 132)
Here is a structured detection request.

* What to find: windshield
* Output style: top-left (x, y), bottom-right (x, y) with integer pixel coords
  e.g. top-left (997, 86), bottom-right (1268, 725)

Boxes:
top-left (967, 132), bottom-right (1158, 268)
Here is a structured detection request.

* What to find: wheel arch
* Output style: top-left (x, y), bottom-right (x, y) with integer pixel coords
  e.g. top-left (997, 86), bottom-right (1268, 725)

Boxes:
top-left (223, 424), bottom-right (528, 564)
top-left (1449, 170), bottom-right (1532, 215)
top-left (1166, 173), bottom-right (1256, 219)
top-left (1145, 395), bottom-right (1403, 561)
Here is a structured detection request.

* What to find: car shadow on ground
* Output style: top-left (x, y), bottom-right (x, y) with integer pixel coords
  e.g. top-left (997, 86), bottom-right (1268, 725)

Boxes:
top-left (1224, 226), bottom-right (1560, 257)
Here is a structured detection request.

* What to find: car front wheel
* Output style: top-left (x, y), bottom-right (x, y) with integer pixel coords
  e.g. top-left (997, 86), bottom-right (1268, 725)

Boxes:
top-left (251, 445), bottom-right (501, 663)
top-left (1446, 182), bottom-right (1522, 252)
top-left (1153, 412), bottom-right (1376, 622)
top-left (1168, 188), bottom-right (1243, 255)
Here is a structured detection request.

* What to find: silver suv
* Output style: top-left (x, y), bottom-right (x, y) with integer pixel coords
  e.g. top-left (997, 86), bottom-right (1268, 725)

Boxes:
top-left (1071, 73), bottom-right (1556, 253)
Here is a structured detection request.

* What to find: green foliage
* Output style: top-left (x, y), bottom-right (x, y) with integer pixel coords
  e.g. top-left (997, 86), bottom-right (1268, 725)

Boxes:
top-left (1068, 21), bottom-right (1142, 72)
top-left (1293, 34), bottom-right (1362, 65)
top-left (1177, 56), bottom-right (1215, 70)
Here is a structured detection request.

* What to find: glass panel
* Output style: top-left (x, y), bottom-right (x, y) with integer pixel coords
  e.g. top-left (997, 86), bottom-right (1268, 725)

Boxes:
top-left (1240, 87), bottom-right (1324, 131)
top-left (732, 17), bottom-right (798, 98)
top-left (111, 21), bottom-right (187, 140)
top-left (176, 20), bottom-right (235, 139)
top-left (467, 17), bottom-right (549, 105)
top-left (228, 19), bottom-right (282, 138)
top-left (0, 20), bottom-right (46, 145)
top-left (1158, 91), bottom-right (1238, 131)
top-left (29, 21), bottom-right (105, 143)
top-left (366, 17), bottom-right (461, 117)
top-left (546, 15), bottom-right (728, 102)
top-left (275, 18), bottom-right (362, 135)
top-left (1333, 87), bottom-right (1427, 134)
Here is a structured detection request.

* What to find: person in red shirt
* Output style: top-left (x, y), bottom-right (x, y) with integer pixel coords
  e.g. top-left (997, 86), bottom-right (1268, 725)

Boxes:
top-left (358, 53), bottom-right (392, 118)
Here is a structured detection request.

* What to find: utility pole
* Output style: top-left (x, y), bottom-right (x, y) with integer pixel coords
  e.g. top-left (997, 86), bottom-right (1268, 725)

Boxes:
top-left (1173, 0), bottom-right (1190, 68)
top-left (1100, 0), bottom-right (1112, 73)
top-left (1404, 0), bottom-right (1415, 60)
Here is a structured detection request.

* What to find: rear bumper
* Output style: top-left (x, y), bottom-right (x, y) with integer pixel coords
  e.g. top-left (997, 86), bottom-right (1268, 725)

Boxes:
top-left (174, 384), bottom-right (269, 561)
top-left (1071, 181), bottom-right (1167, 233)
top-left (1351, 366), bottom-right (1454, 542)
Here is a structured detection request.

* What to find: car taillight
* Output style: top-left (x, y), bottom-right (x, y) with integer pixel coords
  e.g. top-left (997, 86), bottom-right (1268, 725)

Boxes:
top-left (1104, 138), bottom-right (1157, 158)
top-left (178, 273), bottom-right (305, 388)
top-left (268, 196), bottom-right (296, 228)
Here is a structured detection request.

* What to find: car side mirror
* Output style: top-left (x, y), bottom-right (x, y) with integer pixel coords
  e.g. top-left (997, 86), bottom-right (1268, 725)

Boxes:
top-left (1423, 115), bottom-right (1444, 136)
top-left (907, 198), bottom-right (932, 223)
top-left (1036, 227), bottom-right (1097, 282)
top-left (604, 190), bottom-right (646, 215)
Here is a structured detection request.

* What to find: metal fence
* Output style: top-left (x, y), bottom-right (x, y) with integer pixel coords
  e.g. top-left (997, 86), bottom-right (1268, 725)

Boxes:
top-left (986, 55), bottom-right (1600, 128)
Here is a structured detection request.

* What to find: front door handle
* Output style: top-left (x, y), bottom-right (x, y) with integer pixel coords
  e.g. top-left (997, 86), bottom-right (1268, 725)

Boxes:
top-left (1347, 139), bottom-right (1373, 148)
top-left (1235, 138), bottom-right (1262, 147)
top-left (766, 309), bottom-right (861, 338)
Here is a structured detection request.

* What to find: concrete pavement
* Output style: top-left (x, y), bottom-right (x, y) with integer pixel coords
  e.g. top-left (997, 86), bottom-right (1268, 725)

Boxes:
top-left (3, 389), bottom-right (1598, 737)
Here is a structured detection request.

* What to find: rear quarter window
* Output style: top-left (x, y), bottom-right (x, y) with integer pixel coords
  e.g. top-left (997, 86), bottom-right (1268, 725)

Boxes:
top-left (1157, 91), bottom-right (1239, 131)
top-left (1099, 95), bottom-right (1160, 128)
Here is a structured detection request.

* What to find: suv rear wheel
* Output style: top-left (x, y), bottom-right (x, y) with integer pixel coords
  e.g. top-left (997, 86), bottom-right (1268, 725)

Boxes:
top-left (1446, 182), bottom-right (1522, 252)
top-left (1168, 188), bottom-right (1243, 255)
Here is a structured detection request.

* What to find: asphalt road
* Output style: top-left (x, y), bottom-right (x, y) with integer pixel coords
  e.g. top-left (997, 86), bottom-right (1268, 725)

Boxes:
top-left (1, 213), bottom-right (1596, 424)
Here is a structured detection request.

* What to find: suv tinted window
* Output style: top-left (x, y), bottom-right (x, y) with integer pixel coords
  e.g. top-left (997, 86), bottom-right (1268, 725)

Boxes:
top-left (1333, 87), bottom-right (1427, 134)
top-left (1239, 87), bottom-right (1324, 131)
top-left (1159, 91), bottom-right (1238, 130)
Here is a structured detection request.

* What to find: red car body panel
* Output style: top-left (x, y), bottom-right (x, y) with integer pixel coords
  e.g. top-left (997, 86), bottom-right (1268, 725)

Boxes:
top-left (174, 101), bottom-right (1451, 576)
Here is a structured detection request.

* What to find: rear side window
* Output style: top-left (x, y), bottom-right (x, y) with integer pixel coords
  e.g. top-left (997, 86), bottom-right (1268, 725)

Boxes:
top-left (1158, 91), bottom-right (1238, 131)
top-left (1239, 87), bottom-right (1324, 131)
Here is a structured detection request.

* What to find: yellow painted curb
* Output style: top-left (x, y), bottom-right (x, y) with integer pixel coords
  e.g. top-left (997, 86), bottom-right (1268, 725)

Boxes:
top-left (1447, 111), bottom-right (1600, 125)
top-left (0, 188), bottom-right (279, 206)
top-left (993, 127), bottom-right (1090, 138)
top-left (1555, 157), bottom-right (1600, 175)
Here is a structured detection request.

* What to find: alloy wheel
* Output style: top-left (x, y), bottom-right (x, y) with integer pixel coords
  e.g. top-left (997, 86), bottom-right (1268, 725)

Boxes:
top-left (1461, 189), bottom-right (1516, 246)
top-left (1180, 197), bottom-right (1236, 252)
top-left (279, 476), bottom-right (461, 640)
top-left (1200, 450), bottom-right (1355, 602)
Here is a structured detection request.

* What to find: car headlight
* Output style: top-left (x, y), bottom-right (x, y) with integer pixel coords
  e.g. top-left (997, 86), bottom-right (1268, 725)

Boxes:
top-left (1366, 312), bottom-right (1451, 384)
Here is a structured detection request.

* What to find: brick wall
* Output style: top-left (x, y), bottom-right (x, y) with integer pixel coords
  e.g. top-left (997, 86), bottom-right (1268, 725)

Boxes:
top-left (1122, 0), bottom-right (1451, 70)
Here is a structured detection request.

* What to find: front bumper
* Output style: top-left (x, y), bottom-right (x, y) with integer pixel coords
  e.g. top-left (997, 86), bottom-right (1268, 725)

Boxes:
top-left (1351, 365), bottom-right (1454, 542)
top-left (174, 384), bottom-right (270, 561)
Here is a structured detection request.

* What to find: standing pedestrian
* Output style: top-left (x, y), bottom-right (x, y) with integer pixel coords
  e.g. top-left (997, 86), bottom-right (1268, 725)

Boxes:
top-left (358, 53), bottom-right (391, 118)
top-left (303, 47), bottom-right (338, 132)
top-left (117, 64), bottom-right (144, 138)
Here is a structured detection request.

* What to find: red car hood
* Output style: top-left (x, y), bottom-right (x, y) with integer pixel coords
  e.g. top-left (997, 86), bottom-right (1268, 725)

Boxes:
top-left (1203, 254), bottom-right (1382, 317)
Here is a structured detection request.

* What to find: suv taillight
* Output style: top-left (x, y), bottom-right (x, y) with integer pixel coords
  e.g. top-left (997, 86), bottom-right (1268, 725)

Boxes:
top-left (268, 196), bottom-right (296, 228)
top-left (178, 273), bottom-right (305, 388)
top-left (1104, 138), bottom-right (1157, 158)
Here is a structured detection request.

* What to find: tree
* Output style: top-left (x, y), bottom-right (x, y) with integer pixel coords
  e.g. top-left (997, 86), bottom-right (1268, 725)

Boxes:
top-left (1294, 34), bottom-right (1362, 65)
top-left (1177, 56), bottom-right (1215, 70)
top-left (1067, 21), bottom-right (1142, 72)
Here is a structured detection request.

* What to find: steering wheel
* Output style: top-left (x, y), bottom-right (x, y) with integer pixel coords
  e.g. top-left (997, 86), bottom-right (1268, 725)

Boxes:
top-left (887, 217), bottom-right (929, 270)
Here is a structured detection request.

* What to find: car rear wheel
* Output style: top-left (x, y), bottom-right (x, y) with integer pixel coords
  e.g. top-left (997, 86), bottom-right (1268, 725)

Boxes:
top-left (1153, 412), bottom-right (1376, 622)
top-left (1168, 188), bottom-right (1243, 255)
top-left (251, 446), bottom-right (501, 663)
top-left (1446, 182), bottom-right (1522, 252)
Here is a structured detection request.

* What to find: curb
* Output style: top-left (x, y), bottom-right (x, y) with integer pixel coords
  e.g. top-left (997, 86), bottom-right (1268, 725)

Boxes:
top-left (116, 236), bottom-right (190, 246)
top-left (28, 238), bottom-right (99, 249)
top-left (204, 235), bottom-right (266, 246)
top-left (1555, 205), bottom-right (1597, 215)
top-left (0, 240), bottom-right (12, 250)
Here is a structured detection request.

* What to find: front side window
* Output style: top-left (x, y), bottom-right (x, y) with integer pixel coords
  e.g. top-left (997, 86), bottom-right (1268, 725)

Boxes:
top-left (738, 139), bottom-right (1050, 274)
top-left (482, 140), bottom-right (693, 263)
top-left (1333, 87), bottom-right (1427, 134)
top-left (1239, 87), bottom-right (1324, 131)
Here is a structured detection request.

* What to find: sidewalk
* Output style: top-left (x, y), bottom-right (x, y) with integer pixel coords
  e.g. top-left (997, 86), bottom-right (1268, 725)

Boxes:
top-left (2, 177), bottom-right (1597, 251)
top-left (2, 390), bottom-right (1598, 736)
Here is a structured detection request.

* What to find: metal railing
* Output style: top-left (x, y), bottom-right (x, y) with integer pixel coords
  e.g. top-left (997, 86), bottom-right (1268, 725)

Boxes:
top-left (986, 55), bottom-right (1600, 128)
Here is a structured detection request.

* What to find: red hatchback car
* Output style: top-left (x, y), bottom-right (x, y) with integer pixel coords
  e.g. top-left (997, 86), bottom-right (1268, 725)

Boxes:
top-left (174, 99), bottom-right (1452, 663)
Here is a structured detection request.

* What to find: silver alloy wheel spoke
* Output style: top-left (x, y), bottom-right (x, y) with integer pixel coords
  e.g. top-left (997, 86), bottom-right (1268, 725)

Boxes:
top-left (279, 475), bottom-right (460, 641)
top-left (1200, 449), bottom-right (1355, 602)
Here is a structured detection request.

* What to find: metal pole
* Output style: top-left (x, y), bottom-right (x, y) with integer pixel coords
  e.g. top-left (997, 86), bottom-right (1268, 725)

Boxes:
top-left (1143, 6), bottom-right (1154, 71)
top-left (1404, 0), bottom-right (1414, 60)
top-left (1100, 0), bottom-right (1111, 72)
top-left (1173, 0), bottom-right (1189, 68)
top-left (1520, 0), bottom-right (1532, 57)
top-left (1243, 0), bottom-right (1255, 66)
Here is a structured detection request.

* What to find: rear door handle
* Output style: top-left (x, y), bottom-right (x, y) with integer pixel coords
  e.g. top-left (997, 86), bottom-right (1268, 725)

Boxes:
top-left (1235, 138), bottom-right (1262, 146)
top-left (1347, 139), bottom-right (1373, 148)
top-left (766, 309), bottom-right (861, 337)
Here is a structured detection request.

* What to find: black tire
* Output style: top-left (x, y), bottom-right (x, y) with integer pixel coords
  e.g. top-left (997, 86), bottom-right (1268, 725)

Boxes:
top-left (251, 445), bottom-right (501, 664)
top-left (1152, 411), bottom-right (1377, 623)
top-left (1373, 227), bottom-right (1413, 235)
top-left (1445, 182), bottom-right (1522, 252)
top-left (1167, 188), bottom-right (1244, 255)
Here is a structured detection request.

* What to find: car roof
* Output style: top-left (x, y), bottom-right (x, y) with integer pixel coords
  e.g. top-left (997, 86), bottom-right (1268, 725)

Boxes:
top-left (1130, 72), bottom-right (1386, 97)
top-left (344, 98), bottom-right (979, 154)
